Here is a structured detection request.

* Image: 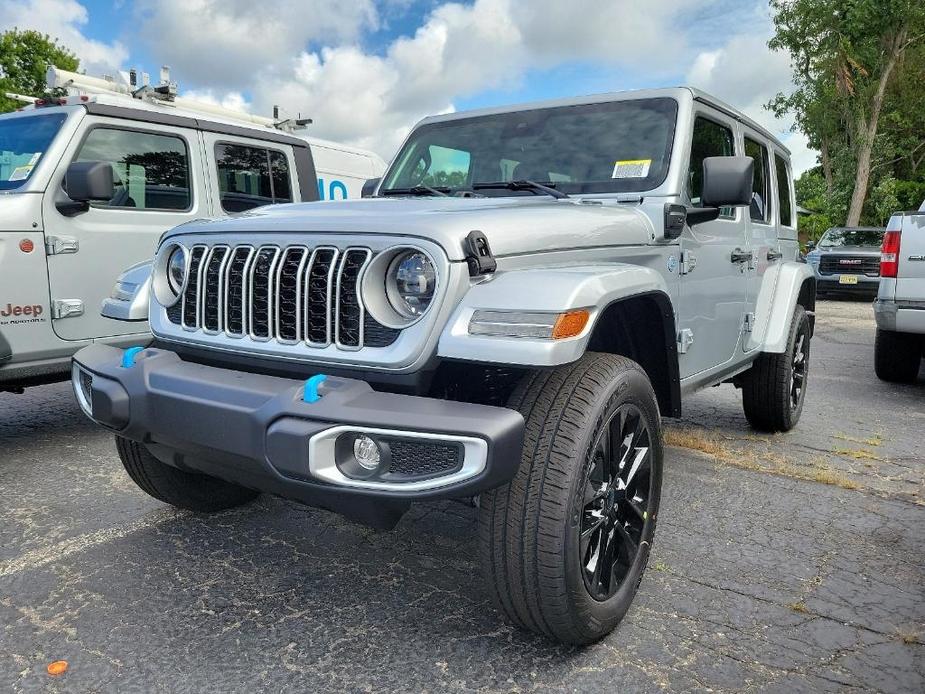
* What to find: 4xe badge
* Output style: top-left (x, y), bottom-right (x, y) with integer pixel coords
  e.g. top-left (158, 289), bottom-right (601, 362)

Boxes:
top-left (0, 303), bottom-right (46, 325)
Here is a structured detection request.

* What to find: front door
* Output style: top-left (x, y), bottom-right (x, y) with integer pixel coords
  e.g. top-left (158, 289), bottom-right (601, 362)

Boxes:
top-left (42, 118), bottom-right (207, 340)
top-left (676, 112), bottom-right (748, 379)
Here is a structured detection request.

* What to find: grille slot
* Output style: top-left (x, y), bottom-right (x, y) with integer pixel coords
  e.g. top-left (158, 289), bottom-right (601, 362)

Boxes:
top-left (224, 246), bottom-right (253, 336)
top-left (819, 254), bottom-right (880, 276)
top-left (181, 245), bottom-right (207, 329)
top-left (336, 249), bottom-right (372, 349)
top-left (168, 242), bottom-right (391, 351)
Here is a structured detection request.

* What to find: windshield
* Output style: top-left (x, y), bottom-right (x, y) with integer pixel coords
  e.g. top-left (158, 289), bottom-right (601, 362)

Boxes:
top-left (819, 227), bottom-right (885, 248)
top-left (0, 113), bottom-right (67, 191)
top-left (381, 98), bottom-right (678, 196)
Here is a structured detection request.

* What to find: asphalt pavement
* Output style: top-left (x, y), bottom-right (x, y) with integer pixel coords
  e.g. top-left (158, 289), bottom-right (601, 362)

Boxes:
top-left (1, 300), bottom-right (922, 693)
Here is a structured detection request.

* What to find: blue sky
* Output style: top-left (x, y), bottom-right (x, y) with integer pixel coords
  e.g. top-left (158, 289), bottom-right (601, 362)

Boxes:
top-left (0, 0), bottom-right (815, 172)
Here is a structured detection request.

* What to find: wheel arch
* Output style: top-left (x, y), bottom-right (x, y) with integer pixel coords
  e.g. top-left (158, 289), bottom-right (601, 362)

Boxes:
top-left (754, 262), bottom-right (816, 353)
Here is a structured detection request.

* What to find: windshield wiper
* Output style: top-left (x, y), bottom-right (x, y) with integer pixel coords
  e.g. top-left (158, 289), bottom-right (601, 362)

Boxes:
top-left (472, 180), bottom-right (569, 199)
top-left (379, 185), bottom-right (450, 197)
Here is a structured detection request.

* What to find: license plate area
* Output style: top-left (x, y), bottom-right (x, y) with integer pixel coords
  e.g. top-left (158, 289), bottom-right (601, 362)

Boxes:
top-left (839, 274), bottom-right (859, 285)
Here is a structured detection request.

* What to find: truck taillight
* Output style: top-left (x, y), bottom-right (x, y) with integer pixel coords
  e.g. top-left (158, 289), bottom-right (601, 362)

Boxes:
top-left (880, 229), bottom-right (901, 278)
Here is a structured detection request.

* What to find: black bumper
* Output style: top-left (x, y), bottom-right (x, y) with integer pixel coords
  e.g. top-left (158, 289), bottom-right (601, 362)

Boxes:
top-left (72, 344), bottom-right (524, 527)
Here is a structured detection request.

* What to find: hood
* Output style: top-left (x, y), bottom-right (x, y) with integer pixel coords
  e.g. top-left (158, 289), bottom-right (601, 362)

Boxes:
top-left (163, 197), bottom-right (656, 261)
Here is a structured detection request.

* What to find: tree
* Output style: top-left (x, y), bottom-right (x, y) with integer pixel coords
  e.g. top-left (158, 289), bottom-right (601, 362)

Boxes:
top-left (770, 0), bottom-right (925, 226)
top-left (0, 29), bottom-right (79, 113)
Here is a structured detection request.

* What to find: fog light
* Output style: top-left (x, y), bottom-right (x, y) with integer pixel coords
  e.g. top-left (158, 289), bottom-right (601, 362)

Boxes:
top-left (353, 435), bottom-right (381, 470)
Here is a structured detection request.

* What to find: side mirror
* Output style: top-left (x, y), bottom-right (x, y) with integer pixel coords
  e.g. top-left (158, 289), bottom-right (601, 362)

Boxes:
top-left (361, 177), bottom-right (381, 198)
top-left (701, 156), bottom-right (754, 208)
top-left (805, 241), bottom-right (816, 251)
top-left (65, 161), bottom-right (115, 202)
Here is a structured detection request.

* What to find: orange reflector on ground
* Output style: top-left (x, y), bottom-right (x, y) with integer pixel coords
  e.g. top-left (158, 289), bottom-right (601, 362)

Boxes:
top-left (552, 309), bottom-right (590, 339)
top-left (47, 660), bottom-right (68, 676)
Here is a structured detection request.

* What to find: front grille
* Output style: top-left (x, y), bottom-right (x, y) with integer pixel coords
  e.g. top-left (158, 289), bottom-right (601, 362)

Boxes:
top-left (169, 243), bottom-right (397, 350)
top-left (387, 439), bottom-right (463, 479)
top-left (819, 254), bottom-right (880, 276)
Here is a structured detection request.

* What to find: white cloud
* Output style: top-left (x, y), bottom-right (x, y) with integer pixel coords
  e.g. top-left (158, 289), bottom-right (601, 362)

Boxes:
top-left (0, 0), bottom-right (127, 74)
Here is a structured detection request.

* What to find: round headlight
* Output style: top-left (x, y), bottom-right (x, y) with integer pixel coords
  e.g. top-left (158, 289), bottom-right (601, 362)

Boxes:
top-left (387, 251), bottom-right (436, 318)
top-left (167, 247), bottom-right (187, 294)
top-left (152, 243), bottom-right (188, 308)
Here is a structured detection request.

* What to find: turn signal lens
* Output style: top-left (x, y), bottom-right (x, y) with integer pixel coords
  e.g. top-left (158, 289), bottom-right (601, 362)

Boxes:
top-left (552, 310), bottom-right (590, 339)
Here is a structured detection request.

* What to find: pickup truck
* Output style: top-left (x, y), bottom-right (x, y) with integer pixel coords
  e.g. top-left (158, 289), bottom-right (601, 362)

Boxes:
top-left (874, 201), bottom-right (925, 383)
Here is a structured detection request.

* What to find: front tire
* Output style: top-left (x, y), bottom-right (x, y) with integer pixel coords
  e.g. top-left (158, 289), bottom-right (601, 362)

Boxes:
top-left (742, 305), bottom-right (811, 432)
top-left (479, 353), bottom-right (663, 645)
top-left (874, 329), bottom-right (922, 383)
top-left (116, 436), bottom-right (259, 512)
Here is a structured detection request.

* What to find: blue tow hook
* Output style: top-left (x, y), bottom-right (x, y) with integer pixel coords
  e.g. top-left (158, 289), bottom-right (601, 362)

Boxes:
top-left (121, 346), bottom-right (145, 368)
top-left (303, 374), bottom-right (328, 403)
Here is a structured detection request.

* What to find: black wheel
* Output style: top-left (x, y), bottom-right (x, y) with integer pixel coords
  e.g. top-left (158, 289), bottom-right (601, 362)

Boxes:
top-left (478, 353), bottom-right (663, 645)
top-left (742, 305), bottom-right (810, 432)
top-left (116, 436), bottom-right (258, 512)
top-left (875, 329), bottom-right (923, 383)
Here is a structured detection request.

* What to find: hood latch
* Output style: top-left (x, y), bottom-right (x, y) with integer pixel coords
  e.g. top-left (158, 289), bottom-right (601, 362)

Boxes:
top-left (464, 230), bottom-right (497, 276)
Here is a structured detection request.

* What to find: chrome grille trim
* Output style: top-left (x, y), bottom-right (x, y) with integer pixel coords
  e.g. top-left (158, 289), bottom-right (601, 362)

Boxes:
top-left (202, 245), bottom-right (231, 334)
top-left (335, 248), bottom-right (373, 351)
top-left (223, 246), bottom-right (255, 338)
top-left (248, 246), bottom-right (281, 342)
top-left (181, 245), bottom-right (208, 331)
top-left (274, 246), bottom-right (310, 344)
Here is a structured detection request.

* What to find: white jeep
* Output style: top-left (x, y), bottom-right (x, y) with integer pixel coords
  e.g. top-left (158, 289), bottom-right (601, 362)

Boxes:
top-left (72, 87), bottom-right (815, 645)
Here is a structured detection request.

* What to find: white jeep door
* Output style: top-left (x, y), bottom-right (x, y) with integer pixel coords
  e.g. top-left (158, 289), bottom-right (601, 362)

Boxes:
top-left (42, 117), bottom-right (207, 341)
top-left (676, 112), bottom-right (748, 379)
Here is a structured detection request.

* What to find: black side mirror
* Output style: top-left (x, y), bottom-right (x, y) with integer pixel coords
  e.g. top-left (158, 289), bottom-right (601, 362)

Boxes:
top-left (361, 177), bottom-right (381, 198)
top-left (701, 156), bottom-right (754, 208)
top-left (65, 161), bottom-right (115, 202)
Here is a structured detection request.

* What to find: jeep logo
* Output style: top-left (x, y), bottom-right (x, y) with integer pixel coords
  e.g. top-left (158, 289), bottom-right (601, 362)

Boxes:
top-left (1, 303), bottom-right (44, 317)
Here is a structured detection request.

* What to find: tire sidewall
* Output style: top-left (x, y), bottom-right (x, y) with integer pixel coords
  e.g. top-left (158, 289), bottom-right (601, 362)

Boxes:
top-left (783, 307), bottom-right (811, 429)
top-left (562, 364), bottom-right (663, 640)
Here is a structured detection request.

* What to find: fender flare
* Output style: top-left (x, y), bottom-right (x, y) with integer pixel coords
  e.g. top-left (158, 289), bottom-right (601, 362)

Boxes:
top-left (438, 264), bottom-right (675, 368)
top-left (752, 261), bottom-right (815, 354)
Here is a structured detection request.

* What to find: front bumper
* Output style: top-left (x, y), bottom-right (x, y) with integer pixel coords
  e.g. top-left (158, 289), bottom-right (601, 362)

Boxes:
top-left (72, 344), bottom-right (524, 527)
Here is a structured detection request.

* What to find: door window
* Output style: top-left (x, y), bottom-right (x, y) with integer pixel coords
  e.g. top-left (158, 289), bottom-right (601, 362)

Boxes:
top-left (774, 153), bottom-right (794, 227)
top-left (688, 116), bottom-right (735, 218)
top-left (744, 137), bottom-right (771, 224)
top-left (74, 128), bottom-right (191, 210)
top-left (215, 143), bottom-right (293, 213)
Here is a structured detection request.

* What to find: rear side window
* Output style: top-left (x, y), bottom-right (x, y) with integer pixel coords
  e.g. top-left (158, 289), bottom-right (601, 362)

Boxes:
top-left (774, 153), bottom-right (794, 227)
top-left (74, 128), bottom-right (191, 210)
top-left (688, 116), bottom-right (735, 218)
top-left (215, 144), bottom-right (292, 213)
top-left (744, 137), bottom-right (771, 223)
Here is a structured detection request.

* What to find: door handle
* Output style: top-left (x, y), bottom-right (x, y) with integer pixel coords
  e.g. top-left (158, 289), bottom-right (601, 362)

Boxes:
top-left (767, 249), bottom-right (783, 262)
top-left (730, 248), bottom-right (752, 264)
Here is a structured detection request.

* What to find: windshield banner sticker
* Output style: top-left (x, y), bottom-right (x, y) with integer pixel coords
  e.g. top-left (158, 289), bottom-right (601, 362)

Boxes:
top-left (8, 165), bottom-right (33, 181)
top-left (612, 159), bottom-right (651, 179)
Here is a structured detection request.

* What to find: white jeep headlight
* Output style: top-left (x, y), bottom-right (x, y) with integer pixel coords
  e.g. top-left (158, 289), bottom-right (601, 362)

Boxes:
top-left (387, 250), bottom-right (436, 318)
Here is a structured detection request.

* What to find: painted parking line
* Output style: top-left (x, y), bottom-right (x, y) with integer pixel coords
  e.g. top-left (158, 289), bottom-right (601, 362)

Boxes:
top-left (0, 509), bottom-right (187, 579)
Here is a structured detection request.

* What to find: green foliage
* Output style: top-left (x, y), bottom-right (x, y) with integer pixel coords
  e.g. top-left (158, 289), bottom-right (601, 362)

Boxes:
top-left (769, 0), bottom-right (925, 226)
top-left (0, 29), bottom-right (79, 113)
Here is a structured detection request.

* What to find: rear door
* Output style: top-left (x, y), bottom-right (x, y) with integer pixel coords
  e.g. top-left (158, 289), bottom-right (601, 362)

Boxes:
top-left (201, 133), bottom-right (296, 215)
top-left (896, 211), bottom-right (925, 302)
top-left (676, 110), bottom-right (748, 378)
top-left (42, 117), bottom-right (207, 340)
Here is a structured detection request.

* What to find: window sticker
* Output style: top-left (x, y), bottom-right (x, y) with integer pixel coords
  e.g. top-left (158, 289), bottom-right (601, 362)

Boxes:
top-left (612, 159), bottom-right (651, 179)
top-left (28, 152), bottom-right (42, 165)
top-left (8, 165), bottom-right (33, 181)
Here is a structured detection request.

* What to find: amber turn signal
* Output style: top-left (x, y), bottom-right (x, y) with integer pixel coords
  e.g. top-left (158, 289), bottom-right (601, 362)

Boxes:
top-left (552, 310), bottom-right (590, 339)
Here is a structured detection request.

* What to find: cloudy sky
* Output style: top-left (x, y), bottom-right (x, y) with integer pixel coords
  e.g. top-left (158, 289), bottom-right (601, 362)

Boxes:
top-left (0, 0), bottom-right (817, 173)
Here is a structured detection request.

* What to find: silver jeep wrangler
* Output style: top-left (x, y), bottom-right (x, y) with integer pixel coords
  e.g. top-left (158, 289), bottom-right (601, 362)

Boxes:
top-left (72, 87), bottom-right (815, 645)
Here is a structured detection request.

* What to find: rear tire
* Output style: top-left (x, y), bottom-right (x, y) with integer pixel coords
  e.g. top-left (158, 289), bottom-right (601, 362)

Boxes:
top-left (478, 353), bottom-right (663, 645)
top-left (116, 436), bottom-right (259, 512)
top-left (874, 329), bottom-right (922, 384)
top-left (742, 305), bottom-right (811, 432)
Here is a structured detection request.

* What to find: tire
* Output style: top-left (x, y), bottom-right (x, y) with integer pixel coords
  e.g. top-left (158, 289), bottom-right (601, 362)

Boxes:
top-left (478, 353), bottom-right (663, 645)
top-left (742, 305), bottom-right (811, 432)
top-left (874, 329), bottom-right (922, 384)
top-left (116, 436), bottom-right (259, 512)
